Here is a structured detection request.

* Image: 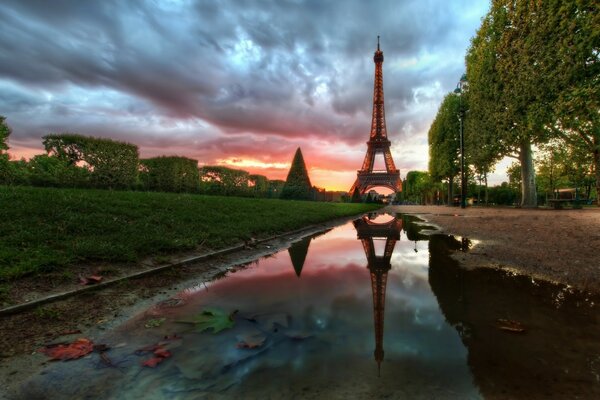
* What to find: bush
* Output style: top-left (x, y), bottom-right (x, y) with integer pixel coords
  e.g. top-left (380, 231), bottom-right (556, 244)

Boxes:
top-left (199, 165), bottom-right (250, 196)
top-left (27, 154), bottom-right (90, 187)
top-left (139, 156), bottom-right (199, 193)
top-left (43, 134), bottom-right (139, 189)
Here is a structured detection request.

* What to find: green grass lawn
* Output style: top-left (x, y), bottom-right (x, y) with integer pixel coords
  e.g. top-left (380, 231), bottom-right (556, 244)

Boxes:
top-left (0, 186), bottom-right (380, 281)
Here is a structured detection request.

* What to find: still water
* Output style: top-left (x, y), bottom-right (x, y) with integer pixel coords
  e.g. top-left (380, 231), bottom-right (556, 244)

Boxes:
top-left (20, 213), bottom-right (600, 399)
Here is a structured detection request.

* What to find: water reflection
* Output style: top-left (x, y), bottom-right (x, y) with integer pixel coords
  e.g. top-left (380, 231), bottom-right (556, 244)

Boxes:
top-left (429, 234), bottom-right (600, 399)
top-left (353, 213), bottom-right (402, 374)
top-left (18, 213), bottom-right (599, 399)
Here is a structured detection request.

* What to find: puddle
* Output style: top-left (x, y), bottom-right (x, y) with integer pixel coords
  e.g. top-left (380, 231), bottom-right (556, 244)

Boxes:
top-left (18, 213), bottom-right (600, 399)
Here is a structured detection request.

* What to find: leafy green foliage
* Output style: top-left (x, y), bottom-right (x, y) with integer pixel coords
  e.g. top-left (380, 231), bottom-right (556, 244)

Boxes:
top-left (180, 308), bottom-right (236, 333)
top-left (280, 148), bottom-right (313, 200)
top-left (0, 116), bottom-right (9, 154)
top-left (463, 0), bottom-right (599, 206)
top-left (43, 133), bottom-right (139, 189)
top-left (0, 116), bottom-right (11, 184)
top-left (403, 171), bottom-right (437, 204)
top-left (199, 165), bottom-right (250, 196)
top-left (0, 186), bottom-right (380, 281)
top-left (248, 174), bottom-right (269, 197)
top-left (139, 156), bottom-right (199, 193)
top-left (267, 179), bottom-right (285, 198)
top-left (487, 182), bottom-right (519, 206)
top-left (428, 93), bottom-right (461, 186)
top-left (27, 154), bottom-right (91, 187)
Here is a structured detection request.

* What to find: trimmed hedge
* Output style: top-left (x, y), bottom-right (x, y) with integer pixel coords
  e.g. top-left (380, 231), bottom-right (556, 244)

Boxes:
top-left (140, 156), bottom-right (199, 192)
top-left (43, 133), bottom-right (139, 189)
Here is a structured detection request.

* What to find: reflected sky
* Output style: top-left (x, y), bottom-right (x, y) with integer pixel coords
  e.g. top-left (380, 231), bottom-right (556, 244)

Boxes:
top-left (21, 214), bottom-right (481, 399)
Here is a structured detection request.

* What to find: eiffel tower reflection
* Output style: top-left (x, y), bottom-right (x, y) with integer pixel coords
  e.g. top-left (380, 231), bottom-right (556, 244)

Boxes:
top-left (353, 213), bottom-right (402, 375)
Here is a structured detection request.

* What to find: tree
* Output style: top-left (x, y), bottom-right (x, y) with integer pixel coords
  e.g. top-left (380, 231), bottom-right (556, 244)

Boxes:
top-left (0, 116), bottom-right (11, 183)
top-left (351, 187), bottom-right (362, 203)
top-left (27, 154), bottom-right (90, 187)
top-left (280, 148), bottom-right (313, 200)
top-left (43, 134), bottom-right (139, 189)
top-left (248, 174), bottom-right (269, 197)
top-left (466, 2), bottom-right (541, 207)
top-left (267, 179), bottom-right (285, 198)
top-left (540, 0), bottom-right (599, 206)
top-left (140, 156), bottom-right (199, 193)
top-left (428, 93), bottom-right (461, 204)
top-left (466, 0), bottom-right (599, 207)
top-left (199, 166), bottom-right (250, 196)
top-left (404, 171), bottom-right (435, 204)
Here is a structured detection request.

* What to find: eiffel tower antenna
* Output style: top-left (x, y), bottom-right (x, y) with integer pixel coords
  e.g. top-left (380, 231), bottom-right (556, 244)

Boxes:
top-left (350, 38), bottom-right (402, 195)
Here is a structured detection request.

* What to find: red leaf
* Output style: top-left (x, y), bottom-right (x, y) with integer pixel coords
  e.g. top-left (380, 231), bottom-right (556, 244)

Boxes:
top-left (153, 348), bottom-right (171, 358)
top-left (38, 338), bottom-right (94, 361)
top-left (142, 357), bottom-right (164, 368)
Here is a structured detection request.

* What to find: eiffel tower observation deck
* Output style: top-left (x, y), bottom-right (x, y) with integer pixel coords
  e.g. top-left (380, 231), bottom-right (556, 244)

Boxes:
top-left (350, 37), bottom-right (402, 195)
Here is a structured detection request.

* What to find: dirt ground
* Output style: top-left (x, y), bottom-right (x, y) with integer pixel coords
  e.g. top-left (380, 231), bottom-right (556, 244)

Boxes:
top-left (391, 205), bottom-right (600, 293)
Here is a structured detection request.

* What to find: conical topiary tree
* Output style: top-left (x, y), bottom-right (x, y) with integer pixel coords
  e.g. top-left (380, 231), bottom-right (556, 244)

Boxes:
top-left (288, 236), bottom-right (311, 277)
top-left (280, 148), bottom-right (313, 200)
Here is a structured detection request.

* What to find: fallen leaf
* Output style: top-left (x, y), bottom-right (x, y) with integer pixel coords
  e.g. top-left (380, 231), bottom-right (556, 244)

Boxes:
top-left (79, 275), bottom-right (103, 286)
top-left (496, 318), bottom-right (526, 333)
top-left (140, 345), bottom-right (172, 368)
top-left (144, 318), bottom-right (166, 329)
top-left (38, 338), bottom-right (94, 361)
top-left (236, 332), bottom-right (266, 349)
top-left (178, 308), bottom-right (237, 333)
top-left (142, 357), bottom-right (164, 368)
top-left (153, 348), bottom-right (172, 358)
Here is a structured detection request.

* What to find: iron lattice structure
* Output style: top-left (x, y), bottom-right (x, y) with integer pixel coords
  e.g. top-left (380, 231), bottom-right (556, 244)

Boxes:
top-left (350, 38), bottom-right (402, 194)
top-left (353, 214), bottom-right (403, 374)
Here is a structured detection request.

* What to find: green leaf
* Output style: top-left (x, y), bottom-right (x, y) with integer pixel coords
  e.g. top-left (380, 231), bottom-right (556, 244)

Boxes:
top-left (179, 308), bottom-right (236, 334)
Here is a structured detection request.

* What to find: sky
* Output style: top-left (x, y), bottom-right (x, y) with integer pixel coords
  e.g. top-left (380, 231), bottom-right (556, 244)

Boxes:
top-left (0, 0), bottom-right (502, 191)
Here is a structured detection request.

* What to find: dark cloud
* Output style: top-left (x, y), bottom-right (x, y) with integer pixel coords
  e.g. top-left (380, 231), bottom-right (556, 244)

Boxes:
top-left (0, 0), bottom-right (489, 186)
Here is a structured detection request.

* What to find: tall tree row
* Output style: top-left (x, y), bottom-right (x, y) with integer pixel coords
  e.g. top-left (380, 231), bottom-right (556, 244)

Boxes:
top-left (428, 93), bottom-right (461, 203)
top-left (463, 0), bottom-right (599, 206)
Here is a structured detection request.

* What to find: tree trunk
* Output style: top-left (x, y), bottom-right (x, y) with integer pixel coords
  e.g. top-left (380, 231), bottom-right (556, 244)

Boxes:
top-left (477, 173), bottom-right (482, 206)
top-left (594, 146), bottom-right (599, 207)
top-left (484, 172), bottom-right (488, 206)
top-left (519, 141), bottom-right (537, 207)
top-left (447, 177), bottom-right (453, 206)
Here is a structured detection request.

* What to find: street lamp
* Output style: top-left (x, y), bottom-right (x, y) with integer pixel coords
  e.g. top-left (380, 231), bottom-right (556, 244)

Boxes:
top-left (454, 73), bottom-right (468, 209)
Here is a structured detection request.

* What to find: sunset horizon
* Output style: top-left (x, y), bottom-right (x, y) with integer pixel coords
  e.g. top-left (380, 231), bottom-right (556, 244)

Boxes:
top-left (0, 0), bottom-right (497, 192)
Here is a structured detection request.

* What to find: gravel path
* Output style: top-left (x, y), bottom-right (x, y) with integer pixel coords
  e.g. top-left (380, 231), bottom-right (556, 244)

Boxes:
top-left (391, 205), bottom-right (600, 293)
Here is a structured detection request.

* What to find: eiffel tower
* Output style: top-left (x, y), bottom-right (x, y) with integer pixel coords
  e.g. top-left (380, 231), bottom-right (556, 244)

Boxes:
top-left (353, 214), bottom-right (403, 374)
top-left (350, 37), bottom-right (402, 194)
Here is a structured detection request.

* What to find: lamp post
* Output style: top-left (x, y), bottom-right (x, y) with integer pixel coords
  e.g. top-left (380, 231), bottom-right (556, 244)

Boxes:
top-left (454, 74), bottom-right (468, 209)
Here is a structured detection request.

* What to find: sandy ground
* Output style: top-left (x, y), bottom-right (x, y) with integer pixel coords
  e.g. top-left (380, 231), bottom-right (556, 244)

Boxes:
top-left (391, 205), bottom-right (600, 293)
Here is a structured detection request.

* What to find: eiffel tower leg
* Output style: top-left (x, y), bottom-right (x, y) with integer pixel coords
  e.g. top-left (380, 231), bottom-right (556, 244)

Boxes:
top-left (383, 148), bottom-right (397, 172)
top-left (361, 147), bottom-right (376, 172)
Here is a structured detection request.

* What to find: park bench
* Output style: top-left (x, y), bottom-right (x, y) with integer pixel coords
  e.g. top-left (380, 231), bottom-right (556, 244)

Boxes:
top-left (547, 198), bottom-right (583, 209)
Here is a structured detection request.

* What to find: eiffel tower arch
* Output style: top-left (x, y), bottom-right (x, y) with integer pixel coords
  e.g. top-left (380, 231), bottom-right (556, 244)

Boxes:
top-left (350, 37), bottom-right (402, 195)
